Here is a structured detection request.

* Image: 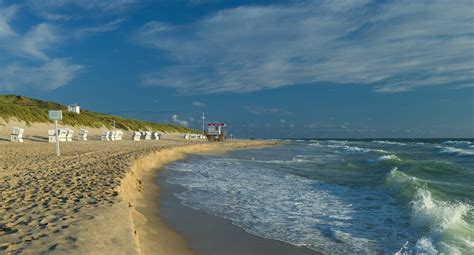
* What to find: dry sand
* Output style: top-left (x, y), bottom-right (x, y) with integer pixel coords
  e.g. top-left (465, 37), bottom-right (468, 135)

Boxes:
top-left (0, 126), bottom-right (276, 254)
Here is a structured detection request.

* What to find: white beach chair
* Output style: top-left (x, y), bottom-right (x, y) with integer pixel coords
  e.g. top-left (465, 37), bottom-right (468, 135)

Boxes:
top-left (101, 131), bottom-right (110, 141)
top-left (48, 129), bottom-right (56, 142)
top-left (109, 131), bottom-right (116, 141)
top-left (10, 127), bottom-right (24, 143)
top-left (152, 132), bottom-right (161, 140)
top-left (66, 129), bottom-right (74, 142)
top-left (115, 130), bottom-right (123, 141)
top-left (132, 131), bottom-right (141, 141)
top-left (144, 131), bottom-right (152, 140)
top-left (58, 129), bottom-right (68, 142)
top-left (48, 129), bottom-right (68, 142)
top-left (184, 134), bottom-right (189, 140)
top-left (79, 129), bottom-right (88, 141)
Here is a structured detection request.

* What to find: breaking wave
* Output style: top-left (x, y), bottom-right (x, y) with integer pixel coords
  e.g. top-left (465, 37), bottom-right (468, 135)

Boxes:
top-left (368, 154), bottom-right (401, 163)
top-left (438, 146), bottom-right (474, 157)
top-left (442, 140), bottom-right (472, 146)
top-left (386, 168), bottom-right (474, 254)
top-left (372, 140), bottom-right (406, 146)
top-left (327, 144), bottom-right (371, 153)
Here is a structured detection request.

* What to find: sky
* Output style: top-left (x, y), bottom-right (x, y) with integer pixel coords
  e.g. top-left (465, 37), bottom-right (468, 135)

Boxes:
top-left (0, 0), bottom-right (473, 138)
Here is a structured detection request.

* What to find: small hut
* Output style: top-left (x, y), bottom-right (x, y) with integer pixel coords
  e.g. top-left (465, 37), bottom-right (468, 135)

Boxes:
top-left (206, 123), bottom-right (226, 141)
top-left (67, 104), bottom-right (81, 114)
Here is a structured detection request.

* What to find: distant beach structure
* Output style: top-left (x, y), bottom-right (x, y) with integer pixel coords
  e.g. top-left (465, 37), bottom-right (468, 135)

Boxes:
top-left (67, 103), bottom-right (81, 114)
top-left (206, 123), bottom-right (226, 141)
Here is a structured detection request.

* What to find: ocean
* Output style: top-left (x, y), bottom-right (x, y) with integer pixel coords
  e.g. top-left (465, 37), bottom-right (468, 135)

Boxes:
top-left (162, 139), bottom-right (474, 254)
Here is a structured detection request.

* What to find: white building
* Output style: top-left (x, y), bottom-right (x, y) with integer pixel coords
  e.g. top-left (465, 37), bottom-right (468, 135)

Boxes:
top-left (68, 104), bottom-right (80, 114)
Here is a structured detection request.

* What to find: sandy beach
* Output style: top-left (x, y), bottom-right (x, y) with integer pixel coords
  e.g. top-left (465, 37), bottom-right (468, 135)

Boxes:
top-left (0, 129), bottom-right (276, 254)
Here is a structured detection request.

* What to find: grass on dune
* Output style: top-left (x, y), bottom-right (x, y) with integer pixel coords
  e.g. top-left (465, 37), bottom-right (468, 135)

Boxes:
top-left (0, 95), bottom-right (197, 133)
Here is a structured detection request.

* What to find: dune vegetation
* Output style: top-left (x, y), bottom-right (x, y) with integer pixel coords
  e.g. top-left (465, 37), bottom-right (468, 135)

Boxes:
top-left (0, 95), bottom-right (197, 133)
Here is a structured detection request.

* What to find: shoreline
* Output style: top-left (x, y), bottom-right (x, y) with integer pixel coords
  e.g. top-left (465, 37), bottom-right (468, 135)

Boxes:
top-left (159, 160), bottom-right (319, 255)
top-left (119, 140), bottom-right (279, 255)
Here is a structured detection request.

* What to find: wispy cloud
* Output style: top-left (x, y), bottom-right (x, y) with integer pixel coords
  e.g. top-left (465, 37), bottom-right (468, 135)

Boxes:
top-left (136, 0), bottom-right (474, 94)
top-left (0, 58), bottom-right (84, 91)
top-left (244, 106), bottom-right (291, 116)
top-left (192, 101), bottom-right (206, 107)
top-left (73, 18), bottom-right (125, 38)
top-left (18, 23), bottom-right (59, 60)
top-left (0, 4), bottom-right (84, 91)
top-left (0, 5), bottom-right (18, 37)
top-left (171, 114), bottom-right (189, 127)
top-left (26, 0), bottom-right (140, 20)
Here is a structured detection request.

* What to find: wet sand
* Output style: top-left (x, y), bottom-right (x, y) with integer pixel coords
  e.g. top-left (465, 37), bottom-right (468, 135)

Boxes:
top-left (158, 173), bottom-right (319, 255)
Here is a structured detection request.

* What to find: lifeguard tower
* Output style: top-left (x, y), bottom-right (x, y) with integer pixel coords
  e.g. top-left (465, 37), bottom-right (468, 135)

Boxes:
top-left (206, 123), bottom-right (226, 141)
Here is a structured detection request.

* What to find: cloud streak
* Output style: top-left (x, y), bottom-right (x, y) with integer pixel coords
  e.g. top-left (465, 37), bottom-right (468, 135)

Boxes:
top-left (0, 58), bottom-right (84, 91)
top-left (244, 106), bottom-right (291, 116)
top-left (26, 0), bottom-right (140, 20)
top-left (136, 0), bottom-right (474, 94)
top-left (0, 5), bottom-right (18, 37)
top-left (192, 101), bottom-right (206, 107)
top-left (73, 19), bottom-right (125, 38)
top-left (0, 4), bottom-right (84, 91)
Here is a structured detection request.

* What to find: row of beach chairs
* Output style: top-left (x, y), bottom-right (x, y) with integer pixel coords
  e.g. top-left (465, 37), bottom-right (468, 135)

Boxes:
top-left (8, 127), bottom-right (162, 143)
top-left (48, 128), bottom-right (90, 142)
top-left (132, 131), bottom-right (161, 141)
top-left (48, 128), bottom-right (77, 142)
top-left (184, 134), bottom-right (207, 140)
top-left (101, 130), bottom-right (124, 141)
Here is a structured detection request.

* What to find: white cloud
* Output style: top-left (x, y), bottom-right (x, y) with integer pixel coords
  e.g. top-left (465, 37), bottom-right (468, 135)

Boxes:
top-left (0, 58), bottom-right (84, 91)
top-left (0, 4), bottom-right (83, 91)
top-left (192, 101), bottom-right (206, 107)
top-left (26, 0), bottom-right (139, 20)
top-left (172, 114), bottom-right (189, 127)
top-left (18, 23), bottom-right (59, 60)
top-left (0, 5), bottom-right (18, 38)
top-left (136, 0), bottom-right (474, 94)
top-left (73, 19), bottom-right (125, 38)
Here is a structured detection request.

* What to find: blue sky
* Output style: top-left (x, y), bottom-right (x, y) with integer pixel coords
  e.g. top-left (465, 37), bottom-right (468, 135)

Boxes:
top-left (0, 0), bottom-right (473, 138)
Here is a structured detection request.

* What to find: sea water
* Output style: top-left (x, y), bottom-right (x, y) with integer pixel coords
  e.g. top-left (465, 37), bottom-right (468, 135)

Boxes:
top-left (163, 139), bottom-right (474, 254)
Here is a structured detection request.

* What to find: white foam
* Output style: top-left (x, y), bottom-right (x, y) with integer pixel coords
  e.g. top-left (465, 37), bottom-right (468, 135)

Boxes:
top-left (166, 158), bottom-right (413, 254)
top-left (438, 146), bottom-right (474, 157)
top-left (443, 141), bottom-right (472, 146)
top-left (372, 140), bottom-right (406, 146)
top-left (386, 168), bottom-right (474, 254)
top-left (326, 143), bottom-right (388, 154)
top-left (327, 140), bottom-right (348, 144)
top-left (308, 142), bottom-right (322, 147)
top-left (410, 188), bottom-right (471, 230)
top-left (368, 154), bottom-right (401, 163)
top-left (414, 237), bottom-right (438, 254)
top-left (243, 155), bottom-right (313, 164)
top-left (327, 144), bottom-right (371, 153)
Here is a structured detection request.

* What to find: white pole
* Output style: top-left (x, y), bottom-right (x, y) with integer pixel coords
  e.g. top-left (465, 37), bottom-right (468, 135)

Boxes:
top-left (54, 119), bottom-right (60, 157)
top-left (202, 112), bottom-right (205, 134)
